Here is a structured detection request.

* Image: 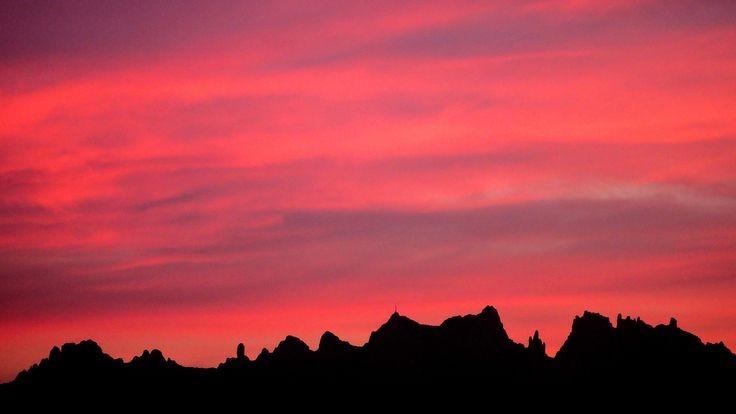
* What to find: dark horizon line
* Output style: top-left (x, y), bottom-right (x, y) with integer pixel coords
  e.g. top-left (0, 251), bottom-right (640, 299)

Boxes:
top-left (6, 305), bottom-right (735, 385)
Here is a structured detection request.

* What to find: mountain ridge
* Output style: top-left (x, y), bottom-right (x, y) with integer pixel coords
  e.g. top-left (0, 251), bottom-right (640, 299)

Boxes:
top-left (4, 306), bottom-right (735, 396)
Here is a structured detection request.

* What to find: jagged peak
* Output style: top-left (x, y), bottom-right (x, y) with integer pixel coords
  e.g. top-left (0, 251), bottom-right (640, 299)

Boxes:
top-left (528, 330), bottom-right (543, 345)
top-left (139, 349), bottom-right (165, 361)
top-left (366, 311), bottom-right (430, 349)
top-left (439, 305), bottom-right (508, 341)
top-left (128, 348), bottom-right (179, 368)
top-left (318, 331), bottom-right (358, 354)
top-left (318, 331), bottom-right (341, 349)
top-left (573, 311), bottom-right (613, 329)
top-left (321, 330), bottom-right (339, 340)
top-left (382, 311), bottom-right (420, 328)
top-left (441, 305), bottom-right (502, 323)
top-left (616, 314), bottom-right (653, 332)
top-left (255, 347), bottom-right (270, 362)
top-left (273, 335), bottom-right (310, 355)
top-left (49, 346), bottom-right (61, 360)
top-left (528, 329), bottom-right (546, 357)
top-left (60, 339), bottom-right (104, 355)
top-left (42, 339), bottom-right (113, 363)
top-left (480, 305), bottom-right (500, 319)
top-left (388, 310), bottom-right (411, 322)
top-left (282, 334), bottom-right (308, 345)
top-left (705, 341), bottom-right (733, 355)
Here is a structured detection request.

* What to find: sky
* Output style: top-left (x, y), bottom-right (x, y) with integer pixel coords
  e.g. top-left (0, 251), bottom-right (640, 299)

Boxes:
top-left (1, 0), bottom-right (736, 381)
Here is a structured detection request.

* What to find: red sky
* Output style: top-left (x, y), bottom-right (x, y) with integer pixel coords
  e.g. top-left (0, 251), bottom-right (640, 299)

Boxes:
top-left (2, 0), bottom-right (736, 381)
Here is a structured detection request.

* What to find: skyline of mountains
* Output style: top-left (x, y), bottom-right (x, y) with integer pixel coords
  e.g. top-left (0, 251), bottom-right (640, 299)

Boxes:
top-left (4, 305), bottom-right (734, 392)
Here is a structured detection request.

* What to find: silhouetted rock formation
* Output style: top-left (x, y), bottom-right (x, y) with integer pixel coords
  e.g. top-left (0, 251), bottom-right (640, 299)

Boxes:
top-left (317, 331), bottom-right (359, 364)
top-left (256, 347), bottom-right (270, 361)
top-left (3, 306), bottom-right (735, 399)
top-left (237, 343), bottom-right (245, 359)
top-left (554, 311), bottom-right (736, 385)
top-left (318, 331), bottom-right (356, 354)
top-left (129, 349), bottom-right (180, 370)
top-left (219, 343), bottom-right (251, 370)
top-left (272, 335), bottom-right (311, 359)
top-left (365, 311), bottom-right (434, 368)
top-left (366, 307), bottom-right (522, 360)
top-left (556, 311), bottom-right (616, 370)
top-left (528, 330), bottom-right (546, 359)
top-left (13, 340), bottom-right (124, 387)
top-left (264, 335), bottom-right (312, 370)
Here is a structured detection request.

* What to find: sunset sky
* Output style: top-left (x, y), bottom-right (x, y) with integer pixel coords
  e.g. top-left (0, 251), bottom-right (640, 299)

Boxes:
top-left (2, 0), bottom-right (736, 381)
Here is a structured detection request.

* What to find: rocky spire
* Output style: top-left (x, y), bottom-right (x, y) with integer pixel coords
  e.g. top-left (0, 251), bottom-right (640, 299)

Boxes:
top-left (528, 330), bottom-right (546, 357)
top-left (237, 343), bottom-right (245, 359)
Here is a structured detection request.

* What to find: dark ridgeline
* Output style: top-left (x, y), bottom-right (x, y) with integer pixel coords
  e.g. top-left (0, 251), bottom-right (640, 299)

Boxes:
top-left (2, 306), bottom-right (735, 401)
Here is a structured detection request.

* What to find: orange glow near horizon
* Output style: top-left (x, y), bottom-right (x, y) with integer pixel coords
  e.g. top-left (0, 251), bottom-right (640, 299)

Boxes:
top-left (1, 0), bottom-right (736, 382)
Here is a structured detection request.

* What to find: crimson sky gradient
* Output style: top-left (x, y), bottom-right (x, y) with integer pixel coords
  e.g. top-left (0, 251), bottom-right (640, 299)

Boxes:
top-left (2, 0), bottom-right (736, 382)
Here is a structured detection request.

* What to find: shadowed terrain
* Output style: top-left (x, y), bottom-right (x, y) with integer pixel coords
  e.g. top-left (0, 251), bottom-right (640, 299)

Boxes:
top-left (2, 306), bottom-right (734, 402)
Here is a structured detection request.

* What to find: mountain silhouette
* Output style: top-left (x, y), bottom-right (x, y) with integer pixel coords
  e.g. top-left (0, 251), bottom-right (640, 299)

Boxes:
top-left (555, 311), bottom-right (735, 381)
top-left (2, 306), bottom-right (734, 401)
top-left (317, 330), bottom-right (360, 364)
